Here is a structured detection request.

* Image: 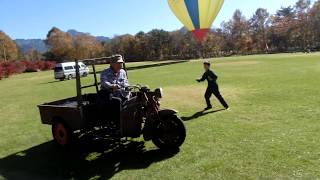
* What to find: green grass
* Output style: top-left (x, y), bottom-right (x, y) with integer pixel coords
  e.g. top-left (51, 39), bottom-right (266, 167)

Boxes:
top-left (0, 53), bottom-right (320, 179)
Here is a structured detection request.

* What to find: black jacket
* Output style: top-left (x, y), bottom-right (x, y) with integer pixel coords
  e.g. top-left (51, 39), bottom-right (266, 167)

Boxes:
top-left (199, 70), bottom-right (218, 87)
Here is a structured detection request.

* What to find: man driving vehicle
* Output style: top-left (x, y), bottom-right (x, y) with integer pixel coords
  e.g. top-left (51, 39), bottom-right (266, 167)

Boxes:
top-left (100, 54), bottom-right (130, 99)
top-left (99, 54), bottom-right (129, 126)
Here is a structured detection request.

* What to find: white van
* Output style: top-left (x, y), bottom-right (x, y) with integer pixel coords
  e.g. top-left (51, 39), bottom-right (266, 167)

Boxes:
top-left (54, 62), bottom-right (90, 80)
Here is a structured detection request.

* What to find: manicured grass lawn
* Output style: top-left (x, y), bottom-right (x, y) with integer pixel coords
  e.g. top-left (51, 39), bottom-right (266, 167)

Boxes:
top-left (0, 53), bottom-right (320, 179)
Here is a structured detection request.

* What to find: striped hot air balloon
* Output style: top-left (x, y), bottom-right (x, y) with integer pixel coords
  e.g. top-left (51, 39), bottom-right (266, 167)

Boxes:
top-left (168, 0), bottom-right (224, 42)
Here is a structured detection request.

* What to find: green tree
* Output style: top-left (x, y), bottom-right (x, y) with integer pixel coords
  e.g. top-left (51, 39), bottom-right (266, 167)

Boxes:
top-left (250, 8), bottom-right (270, 53)
top-left (146, 29), bottom-right (171, 60)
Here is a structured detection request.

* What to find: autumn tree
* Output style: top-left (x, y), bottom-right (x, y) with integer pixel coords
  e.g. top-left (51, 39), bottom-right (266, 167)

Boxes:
top-left (134, 31), bottom-right (149, 60)
top-left (25, 48), bottom-right (43, 61)
top-left (293, 0), bottom-right (312, 50)
top-left (308, 0), bottom-right (320, 49)
top-left (182, 32), bottom-right (200, 59)
top-left (168, 30), bottom-right (184, 58)
top-left (73, 34), bottom-right (104, 59)
top-left (222, 10), bottom-right (252, 54)
top-left (201, 31), bottom-right (225, 58)
top-left (0, 31), bottom-right (19, 62)
top-left (46, 27), bottom-right (74, 61)
top-left (269, 6), bottom-right (296, 51)
top-left (107, 34), bottom-right (138, 61)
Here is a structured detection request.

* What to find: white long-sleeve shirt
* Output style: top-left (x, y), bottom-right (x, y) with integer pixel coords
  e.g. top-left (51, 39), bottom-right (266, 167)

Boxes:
top-left (100, 68), bottom-right (130, 98)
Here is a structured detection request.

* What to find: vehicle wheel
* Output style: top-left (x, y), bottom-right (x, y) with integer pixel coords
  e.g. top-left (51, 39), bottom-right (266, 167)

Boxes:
top-left (67, 74), bottom-right (73, 80)
top-left (152, 115), bottom-right (186, 149)
top-left (82, 72), bottom-right (87, 77)
top-left (52, 121), bottom-right (73, 146)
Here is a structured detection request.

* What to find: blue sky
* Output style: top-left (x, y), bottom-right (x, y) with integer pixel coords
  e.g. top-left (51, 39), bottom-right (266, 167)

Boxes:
top-left (0, 0), bottom-right (301, 39)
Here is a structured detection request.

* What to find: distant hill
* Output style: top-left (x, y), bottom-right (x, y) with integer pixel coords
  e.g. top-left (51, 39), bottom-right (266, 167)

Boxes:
top-left (15, 29), bottom-right (111, 54)
top-left (67, 29), bottom-right (111, 42)
top-left (96, 36), bottom-right (111, 42)
top-left (66, 29), bottom-right (90, 37)
top-left (15, 39), bottom-right (48, 54)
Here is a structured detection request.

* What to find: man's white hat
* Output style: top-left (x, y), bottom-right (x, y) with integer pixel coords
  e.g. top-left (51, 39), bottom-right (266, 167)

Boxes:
top-left (111, 54), bottom-right (124, 63)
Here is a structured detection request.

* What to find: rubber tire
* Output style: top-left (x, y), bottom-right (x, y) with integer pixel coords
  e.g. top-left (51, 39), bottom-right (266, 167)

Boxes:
top-left (67, 74), bottom-right (73, 80)
top-left (82, 72), bottom-right (87, 77)
top-left (52, 121), bottom-right (73, 147)
top-left (152, 115), bottom-right (186, 150)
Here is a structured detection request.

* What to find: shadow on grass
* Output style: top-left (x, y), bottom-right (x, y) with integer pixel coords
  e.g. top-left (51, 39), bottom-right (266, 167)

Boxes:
top-left (181, 109), bottom-right (225, 121)
top-left (43, 80), bottom-right (63, 84)
top-left (0, 139), bottom-right (179, 179)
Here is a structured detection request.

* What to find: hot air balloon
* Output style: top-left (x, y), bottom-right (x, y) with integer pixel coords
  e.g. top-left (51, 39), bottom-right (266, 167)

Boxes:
top-left (168, 0), bottom-right (224, 42)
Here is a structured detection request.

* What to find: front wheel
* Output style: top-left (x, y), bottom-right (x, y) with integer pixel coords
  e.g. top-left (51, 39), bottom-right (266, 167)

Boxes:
top-left (152, 115), bottom-right (186, 149)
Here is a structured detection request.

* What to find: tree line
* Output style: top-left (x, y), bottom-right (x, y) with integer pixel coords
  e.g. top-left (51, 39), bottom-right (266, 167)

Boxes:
top-left (1, 0), bottom-right (319, 62)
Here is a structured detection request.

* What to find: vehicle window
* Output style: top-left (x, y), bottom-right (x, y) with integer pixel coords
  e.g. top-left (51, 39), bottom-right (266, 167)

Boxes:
top-left (54, 67), bottom-right (63, 72)
top-left (73, 65), bottom-right (81, 69)
top-left (81, 65), bottom-right (86, 68)
top-left (64, 66), bottom-right (74, 70)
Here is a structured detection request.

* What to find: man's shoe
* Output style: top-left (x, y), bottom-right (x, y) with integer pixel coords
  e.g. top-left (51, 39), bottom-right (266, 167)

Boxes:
top-left (225, 106), bottom-right (230, 111)
top-left (204, 106), bottom-right (212, 111)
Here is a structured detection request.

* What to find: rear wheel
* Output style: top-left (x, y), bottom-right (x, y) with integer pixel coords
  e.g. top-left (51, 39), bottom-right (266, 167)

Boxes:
top-left (52, 121), bottom-right (73, 146)
top-left (67, 74), bottom-right (73, 80)
top-left (152, 115), bottom-right (186, 149)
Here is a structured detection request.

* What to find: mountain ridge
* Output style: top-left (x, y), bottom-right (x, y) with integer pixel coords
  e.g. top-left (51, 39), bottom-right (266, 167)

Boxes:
top-left (15, 29), bottom-right (111, 54)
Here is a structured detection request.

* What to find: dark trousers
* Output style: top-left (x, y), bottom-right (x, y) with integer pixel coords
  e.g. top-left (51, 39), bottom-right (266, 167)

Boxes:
top-left (205, 85), bottom-right (229, 108)
top-left (97, 90), bottom-right (122, 126)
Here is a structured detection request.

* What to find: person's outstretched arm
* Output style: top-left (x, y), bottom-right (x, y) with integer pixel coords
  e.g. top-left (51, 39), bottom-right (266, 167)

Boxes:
top-left (197, 72), bottom-right (207, 82)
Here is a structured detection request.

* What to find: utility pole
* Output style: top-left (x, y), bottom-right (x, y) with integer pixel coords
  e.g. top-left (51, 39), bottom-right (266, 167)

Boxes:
top-left (0, 39), bottom-right (7, 62)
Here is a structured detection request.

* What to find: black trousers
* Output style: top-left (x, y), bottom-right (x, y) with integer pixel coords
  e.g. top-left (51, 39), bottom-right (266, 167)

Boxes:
top-left (97, 90), bottom-right (122, 126)
top-left (205, 85), bottom-right (229, 108)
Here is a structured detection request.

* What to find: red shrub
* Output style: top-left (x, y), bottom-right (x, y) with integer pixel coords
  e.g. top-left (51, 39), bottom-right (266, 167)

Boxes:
top-left (0, 65), bottom-right (3, 80)
top-left (14, 61), bottom-right (27, 74)
top-left (23, 61), bottom-right (39, 72)
top-left (43, 61), bottom-right (56, 70)
top-left (35, 61), bottom-right (46, 71)
top-left (1, 62), bottom-right (17, 77)
top-left (0, 60), bottom-right (56, 79)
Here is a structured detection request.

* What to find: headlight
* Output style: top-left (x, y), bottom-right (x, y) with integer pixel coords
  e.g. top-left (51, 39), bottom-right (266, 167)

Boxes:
top-left (154, 88), bottom-right (163, 98)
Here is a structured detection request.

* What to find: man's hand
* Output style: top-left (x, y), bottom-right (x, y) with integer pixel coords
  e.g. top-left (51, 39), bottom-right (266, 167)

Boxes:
top-left (111, 84), bottom-right (121, 92)
top-left (196, 79), bottom-right (201, 83)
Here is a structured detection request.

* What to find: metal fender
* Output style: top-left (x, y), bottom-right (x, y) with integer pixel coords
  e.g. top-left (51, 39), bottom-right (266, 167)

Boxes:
top-left (158, 109), bottom-right (178, 119)
top-left (143, 109), bottom-right (178, 141)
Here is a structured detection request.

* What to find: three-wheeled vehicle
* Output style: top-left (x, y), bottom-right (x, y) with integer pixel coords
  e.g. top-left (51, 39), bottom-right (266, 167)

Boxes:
top-left (38, 57), bottom-right (186, 149)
